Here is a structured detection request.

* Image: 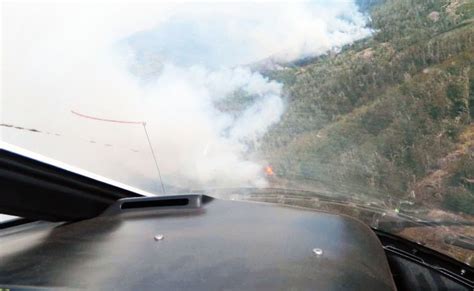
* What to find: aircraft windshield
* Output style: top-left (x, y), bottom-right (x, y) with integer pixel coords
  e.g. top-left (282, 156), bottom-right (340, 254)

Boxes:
top-left (1, 0), bottom-right (473, 265)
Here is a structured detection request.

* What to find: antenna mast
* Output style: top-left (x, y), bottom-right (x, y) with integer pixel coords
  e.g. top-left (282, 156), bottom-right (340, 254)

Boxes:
top-left (71, 110), bottom-right (166, 194)
top-left (141, 122), bottom-right (166, 194)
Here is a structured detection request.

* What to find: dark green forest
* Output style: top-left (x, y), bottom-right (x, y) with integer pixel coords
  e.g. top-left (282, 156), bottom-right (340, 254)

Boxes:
top-left (259, 0), bottom-right (474, 214)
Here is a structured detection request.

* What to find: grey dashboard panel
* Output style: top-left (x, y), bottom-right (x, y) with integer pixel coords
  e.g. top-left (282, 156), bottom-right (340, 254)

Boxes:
top-left (0, 196), bottom-right (396, 290)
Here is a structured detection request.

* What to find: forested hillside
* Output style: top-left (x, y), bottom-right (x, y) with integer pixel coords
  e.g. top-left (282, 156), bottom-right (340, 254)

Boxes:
top-left (260, 0), bottom-right (474, 214)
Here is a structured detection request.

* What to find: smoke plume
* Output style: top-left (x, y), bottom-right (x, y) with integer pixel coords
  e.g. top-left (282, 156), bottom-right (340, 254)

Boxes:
top-left (1, 1), bottom-right (371, 193)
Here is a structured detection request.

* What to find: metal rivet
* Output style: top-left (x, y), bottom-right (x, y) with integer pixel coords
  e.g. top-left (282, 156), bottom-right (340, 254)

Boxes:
top-left (460, 269), bottom-right (466, 276)
top-left (154, 234), bottom-right (164, 241)
top-left (312, 248), bottom-right (323, 256)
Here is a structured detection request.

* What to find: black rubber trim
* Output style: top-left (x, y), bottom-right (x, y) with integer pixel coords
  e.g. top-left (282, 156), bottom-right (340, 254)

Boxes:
top-left (0, 148), bottom-right (142, 221)
top-left (0, 218), bottom-right (35, 230)
top-left (121, 198), bottom-right (189, 209)
top-left (375, 229), bottom-right (474, 289)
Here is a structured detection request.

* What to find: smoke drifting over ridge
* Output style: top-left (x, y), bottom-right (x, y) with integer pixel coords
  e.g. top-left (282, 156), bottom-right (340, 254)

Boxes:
top-left (2, 1), bottom-right (371, 192)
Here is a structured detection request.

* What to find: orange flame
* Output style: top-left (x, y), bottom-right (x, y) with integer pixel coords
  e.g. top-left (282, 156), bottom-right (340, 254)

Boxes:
top-left (265, 165), bottom-right (274, 176)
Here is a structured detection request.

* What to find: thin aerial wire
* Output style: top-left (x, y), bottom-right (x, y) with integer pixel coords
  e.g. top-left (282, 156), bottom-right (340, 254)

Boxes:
top-left (71, 110), bottom-right (144, 124)
top-left (142, 123), bottom-right (166, 194)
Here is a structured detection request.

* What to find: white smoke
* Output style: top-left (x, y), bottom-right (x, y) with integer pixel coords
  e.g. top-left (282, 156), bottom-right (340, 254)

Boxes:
top-left (1, 1), bottom-right (371, 192)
